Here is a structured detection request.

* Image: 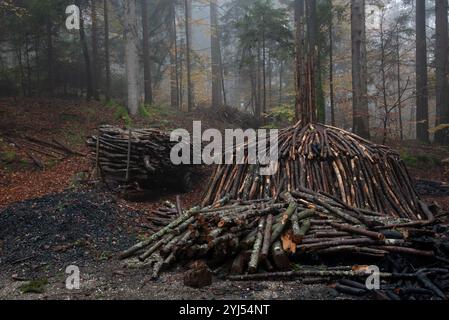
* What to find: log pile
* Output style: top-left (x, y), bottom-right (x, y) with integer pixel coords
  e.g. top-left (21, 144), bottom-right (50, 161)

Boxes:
top-left (86, 126), bottom-right (192, 188)
top-left (120, 188), bottom-right (448, 297)
top-left (144, 196), bottom-right (184, 233)
top-left (202, 122), bottom-right (425, 219)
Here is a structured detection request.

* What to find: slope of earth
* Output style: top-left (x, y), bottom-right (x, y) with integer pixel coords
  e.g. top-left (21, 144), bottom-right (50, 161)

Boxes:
top-left (0, 98), bottom-right (253, 210)
top-left (390, 140), bottom-right (449, 212)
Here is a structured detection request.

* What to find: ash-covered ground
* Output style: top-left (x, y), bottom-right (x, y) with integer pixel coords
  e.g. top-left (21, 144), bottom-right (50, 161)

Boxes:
top-left (0, 185), bottom-right (448, 300)
top-left (0, 191), bottom-right (138, 277)
top-left (0, 190), bottom-right (352, 300)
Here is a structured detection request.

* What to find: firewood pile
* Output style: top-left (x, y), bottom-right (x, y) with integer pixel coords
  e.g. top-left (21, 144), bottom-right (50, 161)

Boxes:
top-left (120, 187), bottom-right (449, 299)
top-left (202, 122), bottom-right (425, 219)
top-left (87, 126), bottom-right (192, 189)
top-left (144, 197), bottom-right (184, 233)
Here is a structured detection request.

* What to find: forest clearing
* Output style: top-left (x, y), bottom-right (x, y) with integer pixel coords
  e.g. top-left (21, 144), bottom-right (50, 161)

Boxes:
top-left (0, 97), bottom-right (447, 301)
top-left (1, 0), bottom-right (449, 306)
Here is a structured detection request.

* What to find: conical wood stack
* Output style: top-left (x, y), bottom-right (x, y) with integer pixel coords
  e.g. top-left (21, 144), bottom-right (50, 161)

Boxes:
top-left (202, 122), bottom-right (425, 220)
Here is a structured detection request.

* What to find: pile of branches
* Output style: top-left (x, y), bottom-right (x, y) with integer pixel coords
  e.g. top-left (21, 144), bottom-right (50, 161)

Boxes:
top-left (144, 197), bottom-right (184, 233)
top-left (120, 187), bottom-right (448, 299)
top-left (5, 135), bottom-right (84, 170)
top-left (202, 122), bottom-right (425, 219)
top-left (87, 126), bottom-right (191, 187)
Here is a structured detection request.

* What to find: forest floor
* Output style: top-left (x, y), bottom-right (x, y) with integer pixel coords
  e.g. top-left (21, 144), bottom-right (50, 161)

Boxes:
top-left (0, 98), bottom-right (448, 300)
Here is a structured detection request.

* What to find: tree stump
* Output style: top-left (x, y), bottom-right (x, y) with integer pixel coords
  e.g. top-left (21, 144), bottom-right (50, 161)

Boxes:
top-left (183, 261), bottom-right (213, 288)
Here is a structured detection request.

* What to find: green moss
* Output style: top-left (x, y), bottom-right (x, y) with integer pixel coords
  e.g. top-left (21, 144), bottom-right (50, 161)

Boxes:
top-left (152, 119), bottom-right (171, 129)
top-left (137, 234), bottom-right (149, 242)
top-left (266, 104), bottom-right (296, 123)
top-left (97, 251), bottom-right (113, 261)
top-left (60, 113), bottom-right (80, 122)
top-left (102, 98), bottom-right (113, 106)
top-left (19, 278), bottom-right (48, 294)
top-left (145, 104), bottom-right (175, 118)
top-left (113, 104), bottom-right (132, 126)
top-left (105, 99), bottom-right (117, 108)
top-left (103, 100), bottom-right (132, 125)
top-left (401, 150), bottom-right (440, 168)
top-left (69, 171), bottom-right (88, 188)
top-left (291, 264), bottom-right (301, 271)
top-left (46, 157), bottom-right (63, 169)
top-left (0, 150), bottom-right (17, 163)
top-left (64, 130), bottom-right (85, 147)
top-left (138, 104), bottom-right (151, 118)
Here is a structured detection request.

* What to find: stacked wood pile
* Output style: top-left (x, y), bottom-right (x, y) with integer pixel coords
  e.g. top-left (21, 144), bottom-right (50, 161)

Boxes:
top-left (87, 126), bottom-right (192, 188)
top-left (120, 188), bottom-right (445, 285)
top-left (202, 122), bottom-right (425, 219)
top-left (144, 197), bottom-right (184, 233)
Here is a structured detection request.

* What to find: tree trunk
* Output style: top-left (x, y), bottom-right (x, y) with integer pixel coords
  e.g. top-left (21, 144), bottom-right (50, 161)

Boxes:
top-left (141, 0), bottom-right (153, 105)
top-left (78, 2), bottom-right (93, 100)
top-left (268, 53), bottom-right (272, 110)
top-left (34, 34), bottom-right (42, 96)
top-left (25, 34), bottom-right (32, 96)
top-left (179, 38), bottom-right (184, 109)
top-left (262, 29), bottom-right (267, 115)
top-left (380, 17), bottom-right (389, 144)
top-left (306, 0), bottom-right (316, 54)
top-left (17, 44), bottom-right (26, 96)
top-left (307, 0), bottom-right (324, 123)
top-left (170, 1), bottom-right (180, 109)
top-left (210, 0), bottom-right (223, 107)
top-left (124, 0), bottom-right (140, 115)
top-left (279, 60), bottom-right (283, 106)
top-left (251, 61), bottom-right (259, 118)
top-left (184, 0), bottom-right (194, 111)
top-left (46, 19), bottom-right (54, 96)
top-left (435, 0), bottom-right (449, 145)
top-left (104, 0), bottom-right (111, 101)
top-left (329, 0), bottom-right (335, 126)
top-left (415, 0), bottom-right (429, 143)
top-left (294, 0), bottom-right (305, 121)
top-left (295, 0), bottom-right (316, 123)
top-left (91, 0), bottom-right (100, 100)
top-left (257, 43), bottom-right (262, 119)
top-left (396, 32), bottom-right (403, 141)
top-left (219, 40), bottom-right (227, 106)
top-left (351, 0), bottom-right (370, 139)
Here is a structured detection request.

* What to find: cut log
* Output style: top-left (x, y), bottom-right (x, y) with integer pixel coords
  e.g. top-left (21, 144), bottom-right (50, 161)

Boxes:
top-left (248, 217), bottom-right (266, 273)
top-left (183, 261), bottom-right (213, 288)
top-left (292, 218), bottom-right (311, 243)
top-left (260, 214), bottom-right (273, 260)
top-left (271, 241), bottom-right (290, 271)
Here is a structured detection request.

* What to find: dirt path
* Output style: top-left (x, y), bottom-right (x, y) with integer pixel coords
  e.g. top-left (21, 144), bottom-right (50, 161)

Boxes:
top-left (0, 260), bottom-right (349, 300)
